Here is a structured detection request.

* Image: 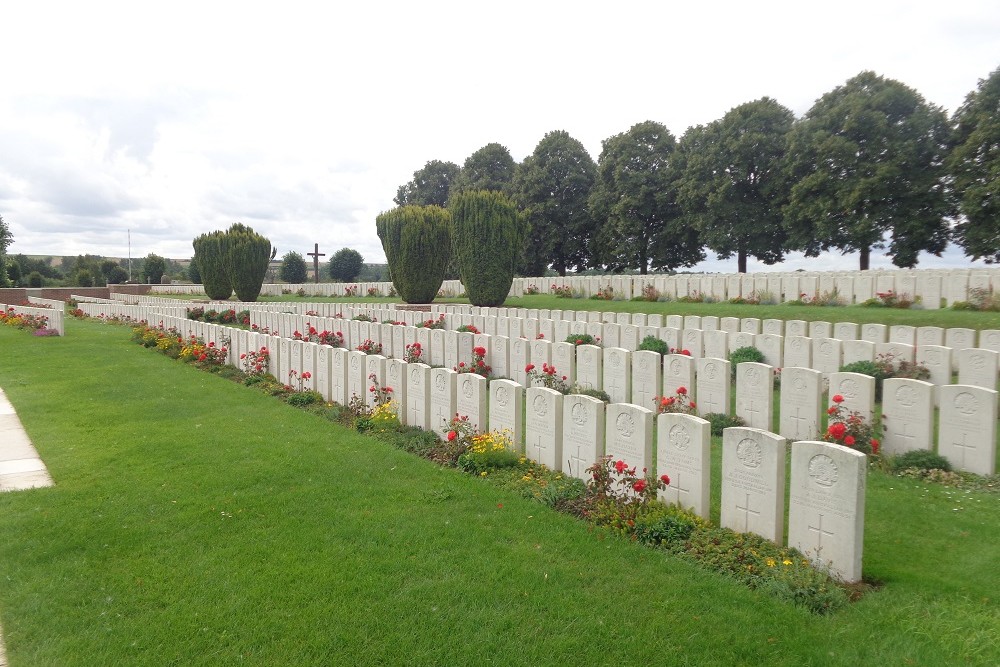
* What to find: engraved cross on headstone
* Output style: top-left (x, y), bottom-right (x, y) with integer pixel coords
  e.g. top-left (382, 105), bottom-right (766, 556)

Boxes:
top-left (789, 406), bottom-right (809, 434)
top-left (668, 471), bottom-right (692, 505)
top-left (567, 446), bottom-right (590, 479)
top-left (735, 492), bottom-right (760, 531)
top-left (808, 514), bottom-right (835, 550)
top-left (307, 243), bottom-right (326, 284)
top-left (952, 432), bottom-right (976, 467)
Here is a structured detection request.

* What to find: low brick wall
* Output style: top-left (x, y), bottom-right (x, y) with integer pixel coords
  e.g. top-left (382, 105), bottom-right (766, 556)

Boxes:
top-left (0, 288), bottom-right (27, 303)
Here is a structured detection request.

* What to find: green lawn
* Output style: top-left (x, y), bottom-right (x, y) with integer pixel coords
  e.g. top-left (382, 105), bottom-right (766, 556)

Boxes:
top-left (0, 319), bottom-right (998, 666)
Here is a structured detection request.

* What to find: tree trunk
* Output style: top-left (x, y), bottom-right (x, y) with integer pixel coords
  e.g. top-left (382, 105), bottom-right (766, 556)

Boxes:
top-left (859, 247), bottom-right (870, 271)
top-left (738, 249), bottom-right (747, 274)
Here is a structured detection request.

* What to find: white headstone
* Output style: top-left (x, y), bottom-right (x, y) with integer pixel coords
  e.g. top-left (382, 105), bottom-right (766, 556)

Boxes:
top-left (736, 362), bottom-right (774, 431)
top-left (812, 338), bottom-right (843, 376)
top-left (938, 385), bottom-right (998, 475)
top-left (330, 347), bottom-right (348, 405)
top-left (429, 368), bottom-right (458, 439)
top-left (881, 378), bottom-right (934, 455)
top-left (754, 333), bottom-right (783, 368)
top-left (602, 347), bottom-right (632, 403)
top-left (860, 323), bottom-right (887, 344)
top-left (406, 363), bottom-right (431, 430)
top-left (829, 372), bottom-right (875, 424)
top-left (562, 394), bottom-right (606, 480)
top-left (489, 379), bottom-right (525, 452)
top-left (525, 387), bottom-right (564, 470)
top-left (605, 403), bottom-right (654, 474)
top-left (696, 358), bottom-right (731, 416)
top-left (385, 358), bottom-right (407, 421)
top-left (841, 339), bottom-right (875, 366)
top-left (833, 322), bottom-right (858, 341)
top-left (779, 367), bottom-right (823, 441)
top-left (631, 350), bottom-right (662, 412)
top-left (456, 372), bottom-right (488, 432)
top-left (957, 348), bottom-right (999, 391)
top-left (681, 328), bottom-right (703, 359)
top-left (365, 355), bottom-right (387, 408)
top-left (346, 350), bottom-right (367, 404)
top-left (703, 330), bottom-right (729, 361)
top-left (788, 440), bottom-right (866, 583)
top-left (575, 344), bottom-right (603, 393)
top-left (784, 336), bottom-right (812, 369)
top-left (657, 413), bottom-right (711, 519)
top-left (663, 353), bottom-right (696, 401)
top-left (721, 427), bottom-right (787, 543)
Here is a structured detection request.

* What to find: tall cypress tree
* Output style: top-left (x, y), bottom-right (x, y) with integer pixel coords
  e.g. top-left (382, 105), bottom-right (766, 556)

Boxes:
top-left (449, 190), bottom-right (526, 307)
top-left (192, 230), bottom-right (232, 300)
top-left (224, 223), bottom-right (273, 302)
top-left (376, 205), bottom-right (451, 304)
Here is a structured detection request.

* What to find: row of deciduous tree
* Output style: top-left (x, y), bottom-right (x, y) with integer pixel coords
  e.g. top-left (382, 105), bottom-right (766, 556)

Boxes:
top-left (277, 248), bottom-right (366, 284)
top-left (394, 68), bottom-right (1000, 274)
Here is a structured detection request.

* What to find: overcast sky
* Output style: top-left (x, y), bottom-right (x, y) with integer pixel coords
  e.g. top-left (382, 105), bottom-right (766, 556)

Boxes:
top-left (1, 1), bottom-right (997, 274)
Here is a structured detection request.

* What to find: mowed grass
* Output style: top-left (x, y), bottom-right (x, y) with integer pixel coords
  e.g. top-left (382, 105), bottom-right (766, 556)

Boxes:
top-left (0, 320), bottom-right (998, 666)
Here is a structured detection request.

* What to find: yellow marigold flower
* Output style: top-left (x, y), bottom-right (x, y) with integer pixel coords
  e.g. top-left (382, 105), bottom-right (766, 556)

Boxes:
top-left (782, 559), bottom-right (792, 566)
top-left (480, 471), bottom-right (487, 477)
top-left (766, 558), bottom-right (776, 567)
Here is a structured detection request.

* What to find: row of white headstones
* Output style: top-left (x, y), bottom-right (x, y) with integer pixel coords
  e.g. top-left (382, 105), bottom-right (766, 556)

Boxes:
top-left (79, 299), bottom-right (1000, 479)
top-left (0, 301), bottom-right (65, 335)
top-left (75, 299), bottom-right (1000, 583)
top-left (146, 266), bottom-right (1000, 307)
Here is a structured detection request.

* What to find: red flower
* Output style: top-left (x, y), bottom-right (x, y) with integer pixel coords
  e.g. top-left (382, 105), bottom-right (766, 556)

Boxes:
top-left (827, 406), bottom-right (837, 415)
top-left (844, 435), bottom-right (856, 446)
top-left (575, 339), bottom-right (583, 345)
top-left (458, 362), bottom-right (465, 368)
top-left (832, 394), bottom-right (844, 403)
top-left (681, 349), bottom-right (691, 356)
top-left (614, 460), bottom-right (627, 474)
top-left (827, 422), bottom-right (846, 439)
top-left (474, 346), bottom-right (486, 356)
top-left (660, 474), bottom-right (670, 485)
top-left (447, 430), bottom-right (457, 441)
top-left (689, 401), bottom-right (696, 408)
top-left (676, 386), bottom-right (687, 395)
top-left (525, 364), bottom-right (535, 372)
top-left (633, 480), bottom-right (647, 493)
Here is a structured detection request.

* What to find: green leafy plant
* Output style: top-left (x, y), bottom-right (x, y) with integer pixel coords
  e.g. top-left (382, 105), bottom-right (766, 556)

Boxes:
top-left (704, 412), bottom-right (747, 436)
top-left (638, 335), bottom-right (669, 356)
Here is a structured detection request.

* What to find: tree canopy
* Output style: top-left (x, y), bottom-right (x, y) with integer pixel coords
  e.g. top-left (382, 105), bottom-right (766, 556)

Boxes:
top-left (675, 98), bottom-right (794, 273)
top-left (329, 248), bottom-right (364, 282)
top-left (279, 251), bottom-right (308, 283)
top-left (783, 71), bottom-right (952, 269)
top-left (451, 143), bottom-right (516, 195)
top-left (948, 66), bottom-right (1000, 263)
top-left (394, 160), bottom-right (460, 207)
top-left (511, 130), bottom-right (597, 276)
top-left (143, 253), bottom-right (167, 284)
top-left (589, 121), bottom-right (703, 274)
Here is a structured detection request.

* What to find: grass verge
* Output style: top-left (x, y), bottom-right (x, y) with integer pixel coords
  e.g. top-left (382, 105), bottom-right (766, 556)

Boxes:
top-left (0, 320), bottom-right (998, 665)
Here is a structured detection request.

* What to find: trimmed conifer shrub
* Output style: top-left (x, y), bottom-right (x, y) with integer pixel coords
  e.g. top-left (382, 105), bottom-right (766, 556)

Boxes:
top-left (223, 223), bottom-right (273, 302)
top-left (448, 190), bottom-right (526, 307)
top-left (376, 205), bottom-right (451, 303)
top-left (192, 230), bottom-right (232, 300)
